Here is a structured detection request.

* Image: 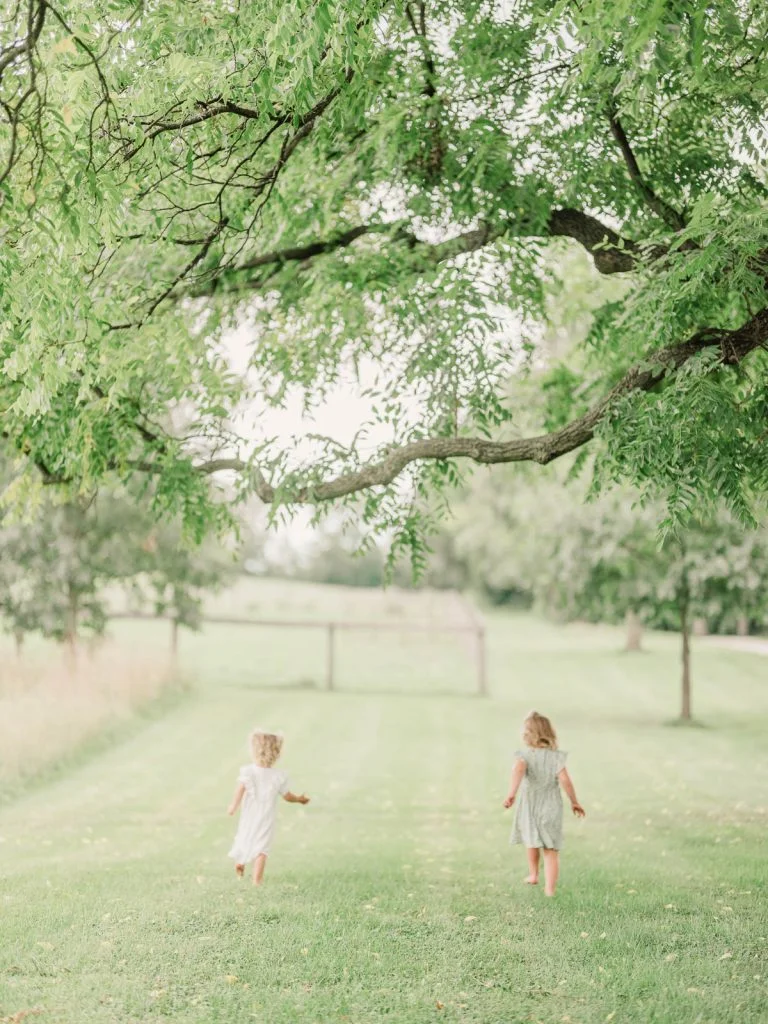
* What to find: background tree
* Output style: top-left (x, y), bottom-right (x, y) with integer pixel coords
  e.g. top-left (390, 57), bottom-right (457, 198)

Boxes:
top-left (446, 467), bottom-right (768, 721)
top-left (0, 498), bottom-right (126, 651)
top-left (133, 521), bottom-right (230, 655)
top-left (0, 2), bottom-right (766, 545)
top-left (0, 481), bottom-right (230, 652)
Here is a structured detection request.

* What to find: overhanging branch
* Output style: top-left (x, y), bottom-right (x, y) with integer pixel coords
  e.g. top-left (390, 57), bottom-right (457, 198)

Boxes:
top-left (193, 307), bottom-right (768, 503)
top-left (607, 113), bottom-right (687, 233)
top-left (189, 206), bottom-right (661, 298)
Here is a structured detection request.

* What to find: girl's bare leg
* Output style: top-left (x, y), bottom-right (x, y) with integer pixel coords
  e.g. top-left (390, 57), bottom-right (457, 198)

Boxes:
top-left (542, 849), bottom-right (559, 896)
top-left (252, 854), bottom-right (267, 886)
top-left (525, 847), bottom-right (540, 884)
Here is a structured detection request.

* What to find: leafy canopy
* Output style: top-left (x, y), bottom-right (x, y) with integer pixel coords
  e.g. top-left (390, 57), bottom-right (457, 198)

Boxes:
top-left (2, 0), bottom-right (767, 542)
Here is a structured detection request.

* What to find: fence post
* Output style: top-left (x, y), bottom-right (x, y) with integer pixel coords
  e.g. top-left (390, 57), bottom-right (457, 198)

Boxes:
top-left (476, 626), bottom-right (487, 697)
top-left (326, 623), bottom-right (335, 692)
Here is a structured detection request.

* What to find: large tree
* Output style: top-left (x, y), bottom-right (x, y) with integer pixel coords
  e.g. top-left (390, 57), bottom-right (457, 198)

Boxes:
top-left (2, 1), bottom-right (767, 541)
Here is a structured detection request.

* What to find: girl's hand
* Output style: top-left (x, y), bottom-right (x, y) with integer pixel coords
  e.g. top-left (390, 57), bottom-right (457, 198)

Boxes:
top-left (227, 805), bottom-right (236, 816)
top-left (298, 794), bottom-right (310, 805)
top-left (503, 795), bottom-right (515, 809)
top-left (571, 802), bottom-right (586, 818)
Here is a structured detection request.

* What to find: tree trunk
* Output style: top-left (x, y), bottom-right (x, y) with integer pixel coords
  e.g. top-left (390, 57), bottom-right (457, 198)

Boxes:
top-left (679, 585), bottom-right (692, 722)
top-left (736, 614), bottom-right (749, 637)
top-left (14, 628), bottom-right (24, 657)
top-left (692, 617), bottom-right (708, 636)
top-left (171, 618), bottom-right (179, 658)
top-left (624, 610), bottom-right (643, 652)
top-left (66, 581), bottom-right (78, 651)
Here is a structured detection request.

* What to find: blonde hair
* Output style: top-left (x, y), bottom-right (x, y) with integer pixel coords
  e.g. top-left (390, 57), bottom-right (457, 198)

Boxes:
top-left (249, 729), bottom-right (284, 767)
top-left (522, 711), bottom-right (558, 749)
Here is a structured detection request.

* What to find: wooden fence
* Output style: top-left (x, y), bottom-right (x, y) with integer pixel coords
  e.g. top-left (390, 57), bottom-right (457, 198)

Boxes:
top-left (109, 612), bottom-right (488, 696)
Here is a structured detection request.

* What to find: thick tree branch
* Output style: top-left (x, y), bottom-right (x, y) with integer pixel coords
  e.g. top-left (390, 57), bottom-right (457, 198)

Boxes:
top-left (189, 206), bottom-right (663, 298)
top-left (405, 2), bottom-right (437, 98)
top-left (193, 307), bottom-right (768, 503)
top-left (607, 113), bottom-right (687, 232)
top-left (18, 309), bottom-right (767, 503)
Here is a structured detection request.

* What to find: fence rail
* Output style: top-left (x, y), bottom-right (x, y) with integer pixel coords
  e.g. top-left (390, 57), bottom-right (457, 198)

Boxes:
top-left (109, 611), bottom-right (488, 696)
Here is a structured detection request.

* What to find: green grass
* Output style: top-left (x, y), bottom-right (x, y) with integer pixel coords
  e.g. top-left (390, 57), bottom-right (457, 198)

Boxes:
top-left (1, 582), bottom-right (767, 1023)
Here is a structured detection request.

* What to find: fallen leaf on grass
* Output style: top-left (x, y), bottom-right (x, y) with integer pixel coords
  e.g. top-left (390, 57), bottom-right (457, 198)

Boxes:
top-left (606, 1014), bottom-right (615, 1022)
top-left (664, 953), bottom-right (677, 962)
top-left (464, 916), bottom-right (477, 923)
top-left (435, 1001), bottom-right (444, 1010)
top-left (224, 975), bottom-right (238, 983)
top-left (580, 932), bottom-right (589, 938)
top-left (719, 951), bottom-right (733, 960)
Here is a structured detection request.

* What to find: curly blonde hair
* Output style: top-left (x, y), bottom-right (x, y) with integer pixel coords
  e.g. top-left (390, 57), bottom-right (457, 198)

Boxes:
top-left (249, 729), bottom-right (284, 767)
top-left (522, 711), bottom-right (558, 749)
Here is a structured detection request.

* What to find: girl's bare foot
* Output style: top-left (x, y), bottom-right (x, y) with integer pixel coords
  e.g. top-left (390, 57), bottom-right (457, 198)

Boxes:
top-left (544, 889), bottom-right (556, 897)
top-left (235, 863), bottom-right (245, 879)
top-left (524, 876), bottom-right (539, 885)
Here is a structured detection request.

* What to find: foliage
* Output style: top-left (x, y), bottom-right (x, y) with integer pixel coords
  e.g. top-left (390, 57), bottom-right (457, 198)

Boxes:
top-left (133, 519), bottom-right (230, 631)
top-left (0, 474), bottom-right (230, 644)
top-left (447, 465), bottom-right (768, 635)
top-left (1, 1), bottom-right (767, 547)
top-left (269, 523), bottom-right (470, 590)
top-left (0, 498), bottom-right (126, 643)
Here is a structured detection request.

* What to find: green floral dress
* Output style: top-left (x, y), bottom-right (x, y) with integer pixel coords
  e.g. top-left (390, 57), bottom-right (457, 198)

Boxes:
top-left (510, 747), bottom-right (568, 850)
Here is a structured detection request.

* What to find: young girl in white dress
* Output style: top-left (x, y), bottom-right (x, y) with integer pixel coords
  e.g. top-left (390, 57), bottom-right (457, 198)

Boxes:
top-left (503, 711), bottom-right (585, 897)
top-left (227, 728), bottom-right (310, 885)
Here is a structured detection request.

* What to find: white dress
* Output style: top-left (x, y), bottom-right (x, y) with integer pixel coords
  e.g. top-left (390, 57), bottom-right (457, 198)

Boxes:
top-left (228, 764), bottom-right (290, 862)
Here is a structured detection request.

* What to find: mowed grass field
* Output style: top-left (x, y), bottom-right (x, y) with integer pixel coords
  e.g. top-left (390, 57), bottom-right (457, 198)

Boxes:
top-left (1, 580), bottom-right (767, 1024)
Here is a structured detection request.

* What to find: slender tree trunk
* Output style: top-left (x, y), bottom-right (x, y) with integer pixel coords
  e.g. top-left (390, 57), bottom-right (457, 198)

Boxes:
top-left (736, 614), bottom-right (749, 637)
top-left (624, 610), bottom-right (643, 652)
top-left (171, 618), bottom-right (179, 658)
top-left (65, 582), bottom-right (79, 665)
top-left (679, 579), bottom-right (692, 722)
top-left (14, 628), bottom-right (24, 657)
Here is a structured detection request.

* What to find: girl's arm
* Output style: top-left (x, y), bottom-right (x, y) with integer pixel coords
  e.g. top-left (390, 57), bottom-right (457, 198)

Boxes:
top-left (558, 768), bottom-right (585, 817)
top-left (503, 758), bottom-right (526, 809)
top-left (283, 791), bottom-right (310, 805)
top-left (227, 782), bottom-right (245, 816)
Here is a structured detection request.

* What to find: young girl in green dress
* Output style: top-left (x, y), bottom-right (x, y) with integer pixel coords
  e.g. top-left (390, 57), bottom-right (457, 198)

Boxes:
top-left (503, 711), bottom-right (585, 897)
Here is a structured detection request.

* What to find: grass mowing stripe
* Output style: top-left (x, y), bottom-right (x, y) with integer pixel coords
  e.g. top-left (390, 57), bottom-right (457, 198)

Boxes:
top-left (1, 601), bottom-right (767, 1023)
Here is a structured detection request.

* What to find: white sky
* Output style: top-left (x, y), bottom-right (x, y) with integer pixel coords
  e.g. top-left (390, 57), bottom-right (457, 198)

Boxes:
top-left (223, 321), bottom-right (419, 552)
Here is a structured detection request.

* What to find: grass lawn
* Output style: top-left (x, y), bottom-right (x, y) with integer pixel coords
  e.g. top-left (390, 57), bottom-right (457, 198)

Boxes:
top-left (1, 581), bottom-right (767, 1023)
